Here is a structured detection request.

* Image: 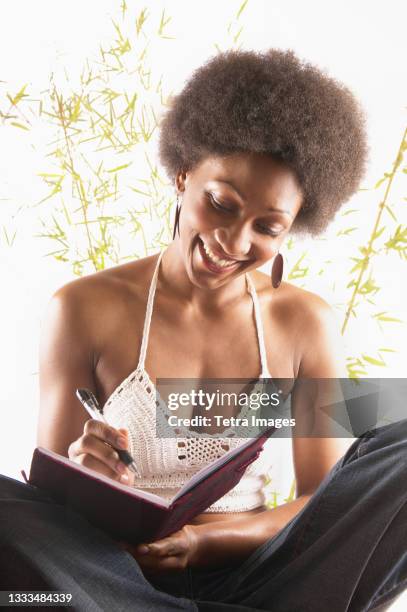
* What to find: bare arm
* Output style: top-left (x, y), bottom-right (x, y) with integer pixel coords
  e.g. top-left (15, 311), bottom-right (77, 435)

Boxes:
top-left (38, 284), bottom-right (96, 455)
top-left (37, 281), bottom-right (132, 483)
top-left (291, 295), bottom-right (353, 496)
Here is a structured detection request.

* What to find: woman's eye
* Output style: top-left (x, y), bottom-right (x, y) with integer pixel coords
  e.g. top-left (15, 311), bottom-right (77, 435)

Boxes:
top-left (207, 193), bottom-right (282, 237)
top-left (258, 225), bottom-right (282, 237)
top-left (208, 193), bottom-right (233, 213)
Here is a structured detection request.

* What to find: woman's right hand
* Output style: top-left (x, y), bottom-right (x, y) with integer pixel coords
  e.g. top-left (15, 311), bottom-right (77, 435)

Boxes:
top-left (68, 419), bottom-right (134, 485)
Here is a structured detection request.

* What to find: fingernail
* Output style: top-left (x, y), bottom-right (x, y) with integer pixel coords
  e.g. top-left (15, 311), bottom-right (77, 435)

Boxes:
top-left (117, 462), bottom-right (127, 474)
top-left (137, 545), bottom-right (149, 554)
top-left (120, 474), bottom-right (129, 484)
top-left (117, 436), bottom-right (127, 449)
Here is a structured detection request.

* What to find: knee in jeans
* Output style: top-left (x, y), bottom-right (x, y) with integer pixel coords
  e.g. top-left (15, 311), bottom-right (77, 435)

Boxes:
top-left (0, 474), bottom-right (26, 498)
top-left (357, 418), bottom-right (407, 460)
top-left (369, 419), bottom-right (407, 444)
top-left (340, 419), bottom-right (407, 465)
top-left (0, 474), bottom-right (46, 502)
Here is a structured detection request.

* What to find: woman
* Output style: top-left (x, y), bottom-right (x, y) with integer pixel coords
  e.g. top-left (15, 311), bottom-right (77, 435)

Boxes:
top-left (1, 49), bottom-right (406, 611)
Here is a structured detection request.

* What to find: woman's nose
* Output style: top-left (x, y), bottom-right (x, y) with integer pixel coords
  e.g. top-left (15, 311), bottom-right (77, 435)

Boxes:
top-left (214, 224), bottom-right (252, 259)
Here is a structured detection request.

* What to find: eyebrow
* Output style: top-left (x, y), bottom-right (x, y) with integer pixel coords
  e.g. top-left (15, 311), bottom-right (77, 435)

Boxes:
top-left (216, 180), bottom-right (294, 218)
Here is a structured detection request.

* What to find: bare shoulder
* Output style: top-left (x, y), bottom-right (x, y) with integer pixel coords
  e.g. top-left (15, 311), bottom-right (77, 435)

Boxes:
top-left (251, 269), bottom-right (345, 376)
top-left (251, 268), bottom-right (334, 322)
top-left (47, 255), bottom-right (157, 346)
top-left (53, 255), bottom-right (155, 303)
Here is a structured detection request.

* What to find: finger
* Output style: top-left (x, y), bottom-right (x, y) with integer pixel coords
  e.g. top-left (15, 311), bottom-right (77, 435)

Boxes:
top-left (116, 429), bottom-right (131, 453)
top-left (69, 419), bottom-right (129, 482)
top-left (74, 453), bottom-right (119, 481)
top-left (117, 427), bottom-right (129, 443)
top-left (71, 433), bottom-right (128, 477)
top-left (155, 555), bottom-right (187, 570)
top-left (136, 553), bottom-right (186, 573)
top-left (83, 419), bottom-right (127, 450)
top-left (146, 537), bottom-right (185, 558)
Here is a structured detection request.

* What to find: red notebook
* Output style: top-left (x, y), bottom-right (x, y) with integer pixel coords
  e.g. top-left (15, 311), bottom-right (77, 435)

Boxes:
top-left (26, 427), bottom-right (274, 544)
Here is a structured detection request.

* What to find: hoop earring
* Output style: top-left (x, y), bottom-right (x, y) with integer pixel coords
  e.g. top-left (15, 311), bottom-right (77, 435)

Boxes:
top-left (172, 196), bottom-right (181, 240)
top-left (271, 252), bottom-right (284, 289)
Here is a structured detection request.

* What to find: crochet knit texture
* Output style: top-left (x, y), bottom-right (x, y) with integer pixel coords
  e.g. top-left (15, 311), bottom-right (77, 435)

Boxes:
top-left (103, 249), bottom-right (277, 512)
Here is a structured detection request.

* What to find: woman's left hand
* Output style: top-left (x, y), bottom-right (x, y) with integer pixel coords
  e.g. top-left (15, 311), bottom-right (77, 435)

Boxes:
top-left (118, 524), bottom-right (202, 573)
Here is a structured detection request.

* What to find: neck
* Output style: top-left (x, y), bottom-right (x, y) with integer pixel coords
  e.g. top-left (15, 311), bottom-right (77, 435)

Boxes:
top-left (158, 240), bottom-right (249, 311)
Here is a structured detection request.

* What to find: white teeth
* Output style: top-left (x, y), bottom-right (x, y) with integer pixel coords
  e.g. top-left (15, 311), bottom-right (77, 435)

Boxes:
top-left (201, 240), bottom-right (238, 268)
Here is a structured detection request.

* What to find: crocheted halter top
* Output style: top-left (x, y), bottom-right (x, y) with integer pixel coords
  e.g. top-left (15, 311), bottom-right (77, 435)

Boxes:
top-left (103, 248), bottom-right (276, 512)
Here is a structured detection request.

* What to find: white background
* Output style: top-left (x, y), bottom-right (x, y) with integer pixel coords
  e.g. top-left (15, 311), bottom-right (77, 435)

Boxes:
top-left (0, 1), bottom-right (406, 607)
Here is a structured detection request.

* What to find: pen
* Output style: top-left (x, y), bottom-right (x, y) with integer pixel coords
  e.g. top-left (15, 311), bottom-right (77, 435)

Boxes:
top-left (75, 388), bottom-right (141, 479)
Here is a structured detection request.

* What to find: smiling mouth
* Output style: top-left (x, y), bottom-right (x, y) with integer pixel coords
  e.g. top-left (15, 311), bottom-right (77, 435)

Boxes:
top-left (197, 237), bottom-right (245, 274)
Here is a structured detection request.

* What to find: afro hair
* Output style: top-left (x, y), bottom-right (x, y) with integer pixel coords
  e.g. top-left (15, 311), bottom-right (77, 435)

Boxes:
top-left (158, 49), bottom-right (368, 236)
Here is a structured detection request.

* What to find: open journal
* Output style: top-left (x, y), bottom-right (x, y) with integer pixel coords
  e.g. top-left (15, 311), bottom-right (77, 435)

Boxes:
top-left (25, 426), bottom-right (275, 544)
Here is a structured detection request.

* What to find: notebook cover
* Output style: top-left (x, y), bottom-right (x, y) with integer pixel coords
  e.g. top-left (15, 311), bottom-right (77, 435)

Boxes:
top-left (28, 430), bottom-right (272, 544)
top-left (154, 442), bottom-right (265, 540)
top-left (28, 448), bottom-right (169, 543)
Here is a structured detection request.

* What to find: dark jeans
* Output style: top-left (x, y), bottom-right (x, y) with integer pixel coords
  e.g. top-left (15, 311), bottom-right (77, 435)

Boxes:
top-left (1, 419), bottom-right (406, 611)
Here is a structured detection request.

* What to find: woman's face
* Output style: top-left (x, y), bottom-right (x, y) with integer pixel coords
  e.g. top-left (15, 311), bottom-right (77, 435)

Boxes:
top-left (175, 152), bottom-right (304, 288)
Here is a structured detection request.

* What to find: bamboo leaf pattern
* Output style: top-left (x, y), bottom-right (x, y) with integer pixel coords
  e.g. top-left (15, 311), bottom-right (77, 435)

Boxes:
top-left (341, 127), bottom-right (407, 338)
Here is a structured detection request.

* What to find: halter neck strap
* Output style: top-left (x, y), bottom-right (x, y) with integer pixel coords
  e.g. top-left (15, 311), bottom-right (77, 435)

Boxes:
top-left (245, 273), bottom-right (272, 379)
top-left (137, 250), bottom-right (165, 370)
top-left (137, 249), bottom-right (272, 379)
